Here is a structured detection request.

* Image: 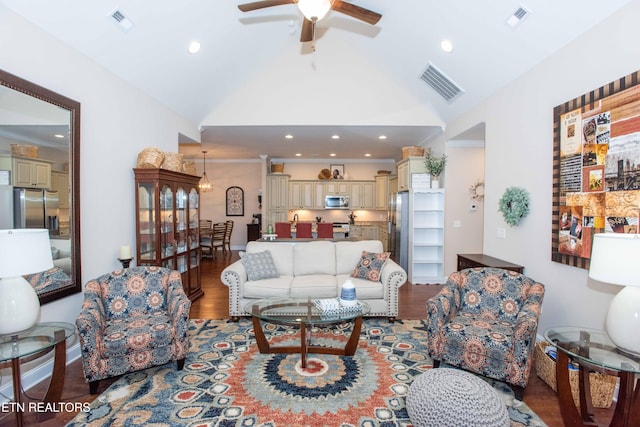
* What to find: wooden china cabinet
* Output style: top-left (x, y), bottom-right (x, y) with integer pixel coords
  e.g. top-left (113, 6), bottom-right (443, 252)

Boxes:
top-left (134, 168), bottom-right (204, 301)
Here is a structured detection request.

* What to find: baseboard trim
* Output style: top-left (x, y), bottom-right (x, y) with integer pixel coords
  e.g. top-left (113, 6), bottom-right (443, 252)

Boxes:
top-left (0, 342), bottom-right (81, 403)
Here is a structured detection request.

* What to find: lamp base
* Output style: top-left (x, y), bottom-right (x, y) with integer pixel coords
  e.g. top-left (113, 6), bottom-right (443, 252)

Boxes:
top-left (0, 276), bottom-right (40, 335)
top-left (606, 286), bottom-right (640, 356)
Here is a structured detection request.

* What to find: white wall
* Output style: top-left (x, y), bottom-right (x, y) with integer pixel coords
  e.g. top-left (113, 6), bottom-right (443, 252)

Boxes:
top-left (442, 143), bottom-right (485, 274)
top-left (431, 1), bottom-right (640, 334)
top-left (0, 6), bottom-right (199, 391)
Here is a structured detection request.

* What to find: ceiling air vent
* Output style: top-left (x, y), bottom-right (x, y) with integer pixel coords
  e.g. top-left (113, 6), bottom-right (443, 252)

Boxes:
top-left (419, 63), bottom-right (464, 103)
top-left (109, 8), bottom-right (135, 32)
top-left (506, 5), bottom-right (531, 28)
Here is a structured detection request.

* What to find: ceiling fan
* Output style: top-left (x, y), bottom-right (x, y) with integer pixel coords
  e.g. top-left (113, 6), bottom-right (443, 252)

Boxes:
top-left (238, 0), bottom-right (382, 50)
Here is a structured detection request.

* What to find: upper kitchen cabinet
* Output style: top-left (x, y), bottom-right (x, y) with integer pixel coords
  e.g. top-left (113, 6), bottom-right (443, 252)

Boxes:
top-left (325, 181), bottom-right (349, 195)
top-left (289, 181), bottom-right (314, 209)
top-left (349, 181), bottom-right (375, 209)
top-left (375, 175), bottom-right (394, 210)
top-left (396, 157), bottom-right (428, 191)
top-left (50, 170), bottom-right (70, 208)
top-left (0, 155), bottom-right (52, 189)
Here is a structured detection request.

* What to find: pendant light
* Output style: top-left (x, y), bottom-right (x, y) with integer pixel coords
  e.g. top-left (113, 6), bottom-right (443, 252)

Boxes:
top-left (199, 150), bottom-right (213, 192)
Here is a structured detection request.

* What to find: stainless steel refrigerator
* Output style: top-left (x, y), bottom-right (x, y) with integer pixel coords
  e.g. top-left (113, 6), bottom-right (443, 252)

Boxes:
top-left (389, 191), bottom-right (409, 272)
top-left (13, 188), bottom-right (60, 234)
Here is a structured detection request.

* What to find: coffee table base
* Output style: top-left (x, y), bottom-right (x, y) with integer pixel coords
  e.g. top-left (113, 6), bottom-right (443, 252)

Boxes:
top-left (251, 316), bottom-right (363, 368)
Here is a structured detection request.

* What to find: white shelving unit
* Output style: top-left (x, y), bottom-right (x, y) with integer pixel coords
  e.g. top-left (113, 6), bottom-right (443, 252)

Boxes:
top-left (409, 188), bottom-right (445, 284)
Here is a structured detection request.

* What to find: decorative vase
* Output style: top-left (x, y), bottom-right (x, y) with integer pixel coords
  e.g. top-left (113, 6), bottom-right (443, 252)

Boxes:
top-left (340, 279), bottom-right (357, 306)
top-left (431, 179), bottom-right (440, 189)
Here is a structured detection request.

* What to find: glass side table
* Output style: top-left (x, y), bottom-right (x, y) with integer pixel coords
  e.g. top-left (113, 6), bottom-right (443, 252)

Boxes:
top-left (0, 322), bottom-right (76, 427)
top-left (545, 326), bottom-right (640, 427)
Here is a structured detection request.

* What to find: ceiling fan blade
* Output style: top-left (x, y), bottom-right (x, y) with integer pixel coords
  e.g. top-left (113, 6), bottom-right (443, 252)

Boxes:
top-left (331, 0), bottom-right (382, 25)
top-left (238, 0), bottom-right (295, 12)
top-left (300, 18), bottom-right (313, 42)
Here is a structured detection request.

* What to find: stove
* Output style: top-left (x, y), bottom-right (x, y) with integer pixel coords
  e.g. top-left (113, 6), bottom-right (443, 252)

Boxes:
top-left (333, 222), bottom-right (350, 237)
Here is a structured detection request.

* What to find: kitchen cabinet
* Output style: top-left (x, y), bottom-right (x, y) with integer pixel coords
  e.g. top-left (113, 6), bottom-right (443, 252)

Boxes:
top-left (325, 181), bottom-right (349, 195)
top-left (289, 181), bottom-right (314, 209)
top-left (134, 168), bottom-right (203, 302)
top-left (379, 224), bottom-right (389, 251)
top-left (268, 174), bottom-right (289, 209)
top-left (409, 188), bottom-right (445, 284)
top-left (396, 157), bottom-right (428, 191)
top-left (389, 176), bottom-right (398, 195)
top-left (375, 175), bottom-right (393, 210)
top-left (314, 182), bottom-right (326, 209)
top-left (266, 174), bottom-right (290, 232)
top-left (50, 170), bottom-right (70, 208)
top-left (350, 224), bottom-right (379, 240)
top-left (0, 156), bottom-right (52, 188)
top-left (349, 181), bottom-right (375, 209)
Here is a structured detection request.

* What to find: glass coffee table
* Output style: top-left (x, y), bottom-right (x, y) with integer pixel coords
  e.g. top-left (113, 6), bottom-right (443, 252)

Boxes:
top-left (0, 322), bottom-right (76, 427)
top-left (545, 326), bottom-right (640, 427)
top-left (245, 297), bottom-right (370, 368)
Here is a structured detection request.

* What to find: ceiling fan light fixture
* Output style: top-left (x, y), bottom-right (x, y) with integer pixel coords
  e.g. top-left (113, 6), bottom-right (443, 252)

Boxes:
top-left (298, 0), bottom-right (332, 21)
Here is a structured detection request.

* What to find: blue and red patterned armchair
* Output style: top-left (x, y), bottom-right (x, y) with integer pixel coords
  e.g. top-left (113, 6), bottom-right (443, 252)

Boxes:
top-left (425, 267), bottom-right (545, 400)
top-left (76, 267), bottom-right (191, 394)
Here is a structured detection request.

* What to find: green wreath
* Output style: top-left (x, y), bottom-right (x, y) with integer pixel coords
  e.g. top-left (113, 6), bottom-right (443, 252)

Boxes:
top-left (499, 187), bottom-right (530, 226)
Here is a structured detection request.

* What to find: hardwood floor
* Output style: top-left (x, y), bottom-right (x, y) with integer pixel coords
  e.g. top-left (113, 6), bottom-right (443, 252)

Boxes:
top-left (0, 251), bottom-right (615, 426)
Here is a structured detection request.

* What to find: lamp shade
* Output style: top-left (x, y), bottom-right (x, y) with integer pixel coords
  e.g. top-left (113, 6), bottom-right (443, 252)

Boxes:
top-left (589, 233), bottom-right (640, 356)
top-left (0, 229), bottom-right (52, 335)
top-left (298, 0), bottom-right (331, 21)
top-left (0, 229), bottom-right (54, 277)
top-left (588, 233), bottom-right (640, 287)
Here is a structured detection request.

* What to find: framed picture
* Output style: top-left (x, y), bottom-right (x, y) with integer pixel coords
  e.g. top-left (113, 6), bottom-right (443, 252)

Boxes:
top-left (330, 164), bottom-right (345, 180)
top-left (226, 186), bottom-right (244, 216)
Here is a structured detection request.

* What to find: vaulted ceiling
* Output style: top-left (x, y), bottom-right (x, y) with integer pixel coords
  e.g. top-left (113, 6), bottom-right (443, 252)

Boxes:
top-left (2, 0), bottom-right (632, 159)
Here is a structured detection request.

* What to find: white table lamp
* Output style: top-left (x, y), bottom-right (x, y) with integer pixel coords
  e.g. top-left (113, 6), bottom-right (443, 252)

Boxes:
top-left (0, 229), bottom-right (53, 335)
top-left (589, 233), bottom-right (640, 356)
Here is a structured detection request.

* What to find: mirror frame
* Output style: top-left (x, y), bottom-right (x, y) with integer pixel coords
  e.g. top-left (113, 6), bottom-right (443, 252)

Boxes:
top-left (0, 69), bottom-right (81, 304)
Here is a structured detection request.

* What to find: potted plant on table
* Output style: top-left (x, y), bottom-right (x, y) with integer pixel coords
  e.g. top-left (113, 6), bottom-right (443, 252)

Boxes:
top-left (425, 153), bottom-right (447, 188)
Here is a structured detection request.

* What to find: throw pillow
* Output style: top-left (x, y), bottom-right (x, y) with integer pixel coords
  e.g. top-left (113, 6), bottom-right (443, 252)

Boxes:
top-left (351, 251), bottom-right (390, 281)
top-left (51, 246), bottom-right (60, 260)
top-left (241, 250), bottom-right (280, 281)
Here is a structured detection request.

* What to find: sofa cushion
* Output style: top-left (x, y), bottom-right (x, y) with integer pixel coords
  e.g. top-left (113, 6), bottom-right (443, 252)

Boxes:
top-left (291, 274), bottom-right (338, 298)
top-left (246, 241), bottom-right (294, 276)
top-left (293, 241), bottom-right (336, 276)
top-left (351, 251), bottom-right (390, 281)
top-left (335, 240), bottom-right (384, 275)
top-left (244, 276), bottom-right (293, 298)
top-left (241, 250), bottom-right (279, 281)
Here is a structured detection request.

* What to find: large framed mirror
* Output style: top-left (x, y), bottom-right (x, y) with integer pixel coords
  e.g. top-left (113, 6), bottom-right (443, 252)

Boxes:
top-left (0, 69), bottom-right (81, 304)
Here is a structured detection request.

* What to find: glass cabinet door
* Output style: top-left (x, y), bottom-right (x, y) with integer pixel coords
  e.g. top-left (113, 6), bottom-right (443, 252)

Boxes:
top-left (137, 183), bottom-right (156, 262)
top-left (176, 186), bottom-right (187, 254)
top-left (160, 184), bottom-right (175, 265)
top-left (189, 188), bottom-right (199, 251)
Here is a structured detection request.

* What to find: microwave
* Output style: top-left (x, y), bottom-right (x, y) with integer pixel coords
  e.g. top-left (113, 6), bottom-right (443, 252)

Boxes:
top-left (325, 195), bottom-right (349, 209)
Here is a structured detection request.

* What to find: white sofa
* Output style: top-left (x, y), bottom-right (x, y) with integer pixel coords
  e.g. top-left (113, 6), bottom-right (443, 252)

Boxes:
top-left (221, 240), bottom-right (408, 321)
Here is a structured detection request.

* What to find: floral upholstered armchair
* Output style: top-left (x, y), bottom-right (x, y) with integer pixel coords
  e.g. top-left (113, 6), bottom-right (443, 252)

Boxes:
top-left (425, 267), bottom-right (545, 400)
top-left (76, 266), bottom-right (191, 394)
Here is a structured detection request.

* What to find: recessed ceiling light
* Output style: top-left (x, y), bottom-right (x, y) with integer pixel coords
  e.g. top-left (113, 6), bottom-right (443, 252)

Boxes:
top-left (331, 135), bottom-right (340, 140)
top-left (188, 40), bottom-right (201, 54)
top-left (378, 135), bottom-right (387, 140)
top-left (295, 153), bottom-right (302, 157)
top-left (440, 39), bottom-right (453, 53)
top-left (364, 153), bottom-right (371, 157)
top-left (330, 153), bottom-right (336, 157)
top-left (285, 134), bottom-right (294, 139)
top-left (54, 134), bottom-right (65, 139)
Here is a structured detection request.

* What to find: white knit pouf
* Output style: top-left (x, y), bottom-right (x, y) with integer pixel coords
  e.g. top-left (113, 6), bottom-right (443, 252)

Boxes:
top-left (406, 368), bottom-right (510, 427)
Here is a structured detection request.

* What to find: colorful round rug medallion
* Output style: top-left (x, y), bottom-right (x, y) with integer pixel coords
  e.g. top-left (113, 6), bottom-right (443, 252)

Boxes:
top-left (66, 319), bottom-right (546, 427)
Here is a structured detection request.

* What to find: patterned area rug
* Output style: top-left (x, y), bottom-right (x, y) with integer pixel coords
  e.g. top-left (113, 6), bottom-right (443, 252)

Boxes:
top-left (67, 319), bottom-right (546, 426)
